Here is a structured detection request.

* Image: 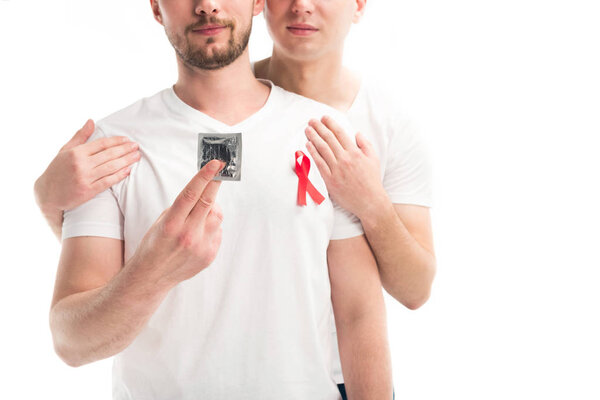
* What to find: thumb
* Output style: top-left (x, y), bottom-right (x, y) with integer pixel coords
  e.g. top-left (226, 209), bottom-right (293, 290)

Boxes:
top-left (355, 132), bottom-right (375, 157)
top-left (63, 119), bottom-right (95, 149)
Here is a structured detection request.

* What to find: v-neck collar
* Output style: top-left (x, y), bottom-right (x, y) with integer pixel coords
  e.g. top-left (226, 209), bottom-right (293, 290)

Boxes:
top-left (346, 75), bottom-right (366, 115)
top-left (162, 78), bottom-right (280, 131)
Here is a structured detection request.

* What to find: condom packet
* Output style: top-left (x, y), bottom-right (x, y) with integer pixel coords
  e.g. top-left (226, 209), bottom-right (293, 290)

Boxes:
top-left (197, 132), bottom-right (242, 181)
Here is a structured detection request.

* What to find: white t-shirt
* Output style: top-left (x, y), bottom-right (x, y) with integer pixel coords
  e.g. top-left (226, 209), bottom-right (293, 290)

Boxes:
top-left (62, 80), bottom-right (364, 399)
top-left (328, 74), bottom-right (434, 383)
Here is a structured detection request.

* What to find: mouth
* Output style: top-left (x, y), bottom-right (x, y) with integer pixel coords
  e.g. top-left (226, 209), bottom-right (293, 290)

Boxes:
top-left (191, 24), bottom-right (228, 36)
top-left (286, 23), bottom-right (319, 36)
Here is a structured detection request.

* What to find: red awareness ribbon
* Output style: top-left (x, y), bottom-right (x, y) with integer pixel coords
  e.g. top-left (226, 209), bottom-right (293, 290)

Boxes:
top-left (295, 150), bottom-right (325, 206)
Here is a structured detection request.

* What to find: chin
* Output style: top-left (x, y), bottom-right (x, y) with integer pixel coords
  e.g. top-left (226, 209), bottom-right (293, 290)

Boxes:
top-left (285, 44), bottom-right (320, 61)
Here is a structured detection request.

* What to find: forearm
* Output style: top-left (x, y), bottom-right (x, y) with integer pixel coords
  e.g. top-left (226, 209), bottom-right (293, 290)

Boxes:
top-left (49, 261), bottom-right (173, 367)
top-left (360, 198), bottom-right (436, 309)
top-left (34, 177), bottom-right (64, 242)
top-left (328, 235), bottom-right (394, 398)
top-left (335, 302), bottom-right (393, 399)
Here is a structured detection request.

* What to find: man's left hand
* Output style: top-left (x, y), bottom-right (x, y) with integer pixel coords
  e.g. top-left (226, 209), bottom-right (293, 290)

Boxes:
top-left (305, 116), bottom-right (387, 219)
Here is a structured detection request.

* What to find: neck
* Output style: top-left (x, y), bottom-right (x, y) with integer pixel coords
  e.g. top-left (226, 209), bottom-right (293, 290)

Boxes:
top-left (259, 47), bottom-right (360, 112)
top-left (173, 50), bottom-right (270, 125)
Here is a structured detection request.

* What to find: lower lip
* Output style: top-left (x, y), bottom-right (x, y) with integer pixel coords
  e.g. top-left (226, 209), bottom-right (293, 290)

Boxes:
top-left (192, 27), bottom-right (226, 36)
top-left (287, 27), bottom-right (318, 36)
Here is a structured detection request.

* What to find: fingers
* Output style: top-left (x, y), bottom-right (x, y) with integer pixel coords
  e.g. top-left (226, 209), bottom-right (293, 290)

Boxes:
top-left (305, 141), bottom-right (331, 179)
top-left (89, 141), bottom-right (141, 177)
top-left (355, 132), bottom-right (376, 158)
top-left (83, 135), bottom-right (135, 156)
top-left (90, 149), bottom-right (141, 181)
top-left (90, 165), bottom-right (133, 193)
top-left (169, 160), bottom-right (225, 223)
top-left (63, 119), bottom-right (95, 150)
top-left (305, 126), bottom-right (337, 168)
top-left (319, 115), bottom-right (355, 150)
top-left (203, 203), bottom-right (224, 233)
top-left (307, 118), bottom-right (345, 159)
top-left (209, 203), bottom-right (224, 222)
top-left (186, 177), bottom-right (223, 226)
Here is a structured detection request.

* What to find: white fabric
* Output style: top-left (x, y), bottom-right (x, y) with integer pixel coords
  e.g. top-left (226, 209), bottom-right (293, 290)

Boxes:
top-left (328, 74), bottom-right (434, 383)
top-left (62, 80), bottom-right (364, 400)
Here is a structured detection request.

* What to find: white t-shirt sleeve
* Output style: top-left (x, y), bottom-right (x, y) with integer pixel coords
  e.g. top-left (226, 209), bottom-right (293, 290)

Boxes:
top-left (330, 202), bottom-right (364, 240)
top-left (61, 126), bottom-right (124, 241)
top-left (383, 118), bottom-right (434, 208)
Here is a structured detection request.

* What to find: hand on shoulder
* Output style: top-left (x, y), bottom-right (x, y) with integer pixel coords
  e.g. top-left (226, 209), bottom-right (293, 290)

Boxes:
top-left (34, 119), bottom-right (141, 212)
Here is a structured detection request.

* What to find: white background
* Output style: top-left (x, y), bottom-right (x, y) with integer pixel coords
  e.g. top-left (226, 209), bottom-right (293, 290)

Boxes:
top-left (1, 0), bottom-right (599, 399)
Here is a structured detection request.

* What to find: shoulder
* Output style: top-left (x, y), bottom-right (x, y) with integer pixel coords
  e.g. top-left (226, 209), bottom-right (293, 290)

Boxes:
top-left (272, 84), bottom-right (353, 129)
top-left (356, 73), bottom-right (410, 122)
top-left (252, 57), bottom-right (270, 79)
top-left (94, 88), bottom-right (170, 138)
top-left (351, 73), bottom-right (422, 142)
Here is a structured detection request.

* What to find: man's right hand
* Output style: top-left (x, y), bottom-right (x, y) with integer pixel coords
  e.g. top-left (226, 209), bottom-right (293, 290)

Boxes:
top-left (49, 160), bottom-right (225, 367)
top-left (128, 160), bottom-right (226, 288)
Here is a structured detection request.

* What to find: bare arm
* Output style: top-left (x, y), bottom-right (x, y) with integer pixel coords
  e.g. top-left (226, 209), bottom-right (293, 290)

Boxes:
top-left (50, 237), bottom-right (173, 367)
top-left (360, 200), bottom-right (436, 309)
top-left (50, 160), bottom-right (225, 367)
top-left (306, 116), bottom-right (436, 309)
top-left (34, 182), bottom-right (65, 242)
top-left (328, 235), bottom-right (393, 399)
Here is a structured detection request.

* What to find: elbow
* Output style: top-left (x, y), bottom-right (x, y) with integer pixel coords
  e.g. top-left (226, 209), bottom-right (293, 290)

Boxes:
top-left (403, 289), bottom-right (431, 310)
top-left (54, 343), bottom-right (84, 368)
top-left (51, 331), bottom-right (85, 368)
top-left (385, 260), bottom-right (436, 310)
top-left (405, 261), bottom-right (436, 310)
top-left (49, 310), bottom-right (84, 368)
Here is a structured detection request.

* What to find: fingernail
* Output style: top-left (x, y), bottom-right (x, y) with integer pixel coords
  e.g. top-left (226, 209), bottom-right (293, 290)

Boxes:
top-left (208, 160), bottom-right (224, 172)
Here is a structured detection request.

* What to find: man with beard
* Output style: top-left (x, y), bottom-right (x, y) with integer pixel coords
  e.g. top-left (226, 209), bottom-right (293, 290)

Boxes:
top-left (46, 0), bottom-right (393, 399)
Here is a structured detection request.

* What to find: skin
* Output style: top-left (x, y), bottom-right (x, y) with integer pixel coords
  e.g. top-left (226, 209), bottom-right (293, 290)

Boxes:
top-left (51, 159), bottom-right (226, 366)
top-left (256, 0), bottom-right (437, 309)
top-left (39, 0), bottom-right (433, 387)
top-left (47, 0), bottom-right (392, 397)
top-left (34, 119), bottom-right (141, 240)
top-left (36, 0), bottom-right (436, 311)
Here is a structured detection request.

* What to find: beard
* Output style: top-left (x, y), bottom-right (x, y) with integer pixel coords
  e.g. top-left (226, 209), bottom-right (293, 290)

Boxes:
top-left (166, 15), bottom-right (252, 70)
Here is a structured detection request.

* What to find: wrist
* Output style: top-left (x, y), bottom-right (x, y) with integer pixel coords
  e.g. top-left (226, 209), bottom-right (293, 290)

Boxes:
top-left (358, 191), bottom-right (395, 230)
top-left (124, 254), bottom-right (177, 296)
top-left (34, 175), bottom-right (58, 214)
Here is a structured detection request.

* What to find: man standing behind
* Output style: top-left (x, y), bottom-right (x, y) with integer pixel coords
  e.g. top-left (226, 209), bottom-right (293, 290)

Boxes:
top-left (49, 0), bottom-right (392, 399)
top-left (255, 1), bottom-right (436, 397)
